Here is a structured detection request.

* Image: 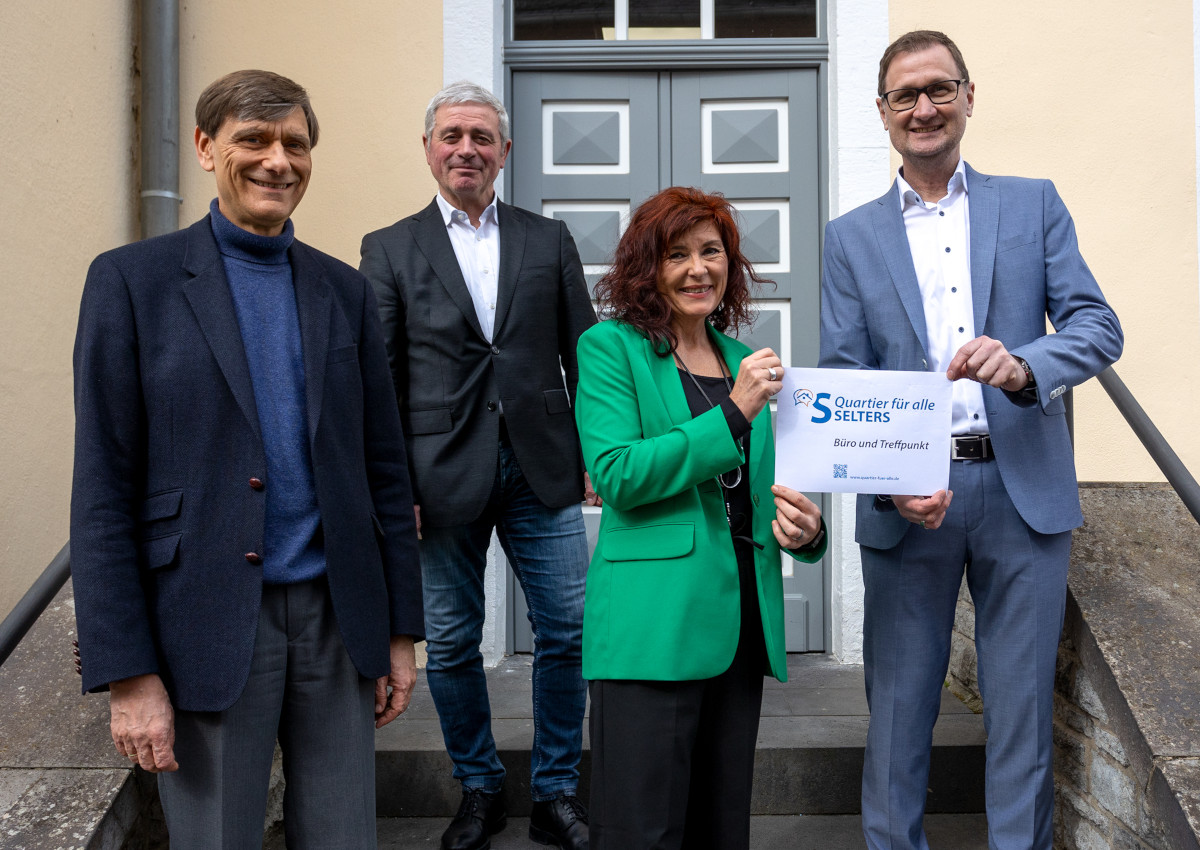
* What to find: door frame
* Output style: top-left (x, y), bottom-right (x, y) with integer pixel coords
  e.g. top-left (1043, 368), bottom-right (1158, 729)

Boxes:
top-left (501, 21), bottom-right (834, 655)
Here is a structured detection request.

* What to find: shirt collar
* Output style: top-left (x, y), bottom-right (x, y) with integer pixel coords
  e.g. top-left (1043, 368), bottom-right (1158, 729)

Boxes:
top-left (896, 158), bottom-right (968, 210)
top-left (435, 192), bottom-right (499, 228)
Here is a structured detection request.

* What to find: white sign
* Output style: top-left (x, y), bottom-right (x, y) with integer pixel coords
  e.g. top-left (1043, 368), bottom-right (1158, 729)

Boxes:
top-left (776, 368), bottom-right (953, 495)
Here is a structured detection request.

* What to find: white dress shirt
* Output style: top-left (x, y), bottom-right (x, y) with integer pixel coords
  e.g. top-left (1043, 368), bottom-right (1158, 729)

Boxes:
top-left (436, 192), bottom-right (501, 342)
top-left (896, 160), bottom-right (988, 436)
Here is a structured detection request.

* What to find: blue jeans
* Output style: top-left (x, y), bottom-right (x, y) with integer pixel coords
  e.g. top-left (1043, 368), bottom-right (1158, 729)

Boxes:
top-left (420, 439), bottom-right (588, 800)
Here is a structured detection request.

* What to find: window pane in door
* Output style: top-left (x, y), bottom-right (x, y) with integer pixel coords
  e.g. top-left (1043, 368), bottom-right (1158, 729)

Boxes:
top-left (629, 0), bottom-right (701, 40)
top-left (513, 0), bottom-right (614, 40)
top-left (715, 0), bottom-right (817, 38)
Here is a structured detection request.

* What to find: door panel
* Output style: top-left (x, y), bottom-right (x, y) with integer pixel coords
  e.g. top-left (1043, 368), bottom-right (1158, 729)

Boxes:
top-left (512, 72), bottom-right (661, 292)
top-left (508, 68), bottom-right (825, 652)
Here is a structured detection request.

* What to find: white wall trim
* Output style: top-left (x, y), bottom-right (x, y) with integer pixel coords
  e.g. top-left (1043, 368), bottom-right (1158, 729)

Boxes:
top-left (1194, 0), bottom-right (1200, 328)
top-left (826, 0), bottom-right (890, 663)
top-left (444, 0), bottom-right (509, 666)
top-left (445, 0), bottom-right (891, 665)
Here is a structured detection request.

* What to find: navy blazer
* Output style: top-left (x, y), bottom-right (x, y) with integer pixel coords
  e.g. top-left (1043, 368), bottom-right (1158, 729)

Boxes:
top-left (819, 164), bottom-right (1123, 549)
top-left (359, 199), bottom-right (596, 526)
top-left (71, 216), bottom-right (423, 712)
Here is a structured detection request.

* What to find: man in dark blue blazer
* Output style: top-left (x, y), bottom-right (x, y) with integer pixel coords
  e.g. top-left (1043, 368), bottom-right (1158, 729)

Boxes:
top-left (360, 82), bottom-right (596, 850)
top-left (71, 70), bottom-right (423, 847)
top-left (819, 32), bottom-right (1123, 850)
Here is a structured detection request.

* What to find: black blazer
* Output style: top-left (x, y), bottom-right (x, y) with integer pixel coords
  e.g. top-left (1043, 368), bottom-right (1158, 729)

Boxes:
top-left (71, 216), bottom-right (423, 712)
top-left (359, 199), bottom-right (597, 526)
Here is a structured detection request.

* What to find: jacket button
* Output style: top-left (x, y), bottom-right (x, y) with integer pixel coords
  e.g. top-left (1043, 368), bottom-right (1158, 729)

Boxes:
top-left (245, 552), bottom-right (263, 565)
top-left (487, 401), bottom-right (497, 412)
top-left (753, 494), bottom-right (760, 506)
top-left (490, 345), bottom-right (500, 355)
top-left (249, 477), bottom-right (264, 490)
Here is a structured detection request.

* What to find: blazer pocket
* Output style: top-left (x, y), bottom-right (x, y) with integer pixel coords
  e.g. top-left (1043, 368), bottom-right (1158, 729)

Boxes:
top-left (408, 408), bottom-right (453, 435)
top-left (327, 344), bottom-right (358, 365)
top-left (139, 489), bottom-right (183, 570)
top-left (141, 532), bottom-right (181, 571)
top-left (997, 232), bottom-right (1038, 253)
top-left (140, 488), bottom-right (182, 522)
top-left (544, 388), bottom-right (571, 414)
top-left (604, 523), bottom-right (694, 561)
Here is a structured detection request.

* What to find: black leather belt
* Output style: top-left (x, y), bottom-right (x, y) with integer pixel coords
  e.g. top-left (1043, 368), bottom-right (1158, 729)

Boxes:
top-left (951, 435), bottom-right (994, 461)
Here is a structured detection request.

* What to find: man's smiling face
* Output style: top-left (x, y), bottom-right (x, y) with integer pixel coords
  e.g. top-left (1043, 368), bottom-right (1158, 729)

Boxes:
top-left (195, 106), bottom-right (312, 236)
top-left (424, 102), bottom-right (511, 214)
top-left (877, 44), bottom-right (973, 170)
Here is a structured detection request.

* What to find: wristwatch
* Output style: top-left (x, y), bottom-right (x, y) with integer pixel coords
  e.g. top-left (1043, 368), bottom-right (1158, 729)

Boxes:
top-left (1015, 356), bottom-right (1036, 388)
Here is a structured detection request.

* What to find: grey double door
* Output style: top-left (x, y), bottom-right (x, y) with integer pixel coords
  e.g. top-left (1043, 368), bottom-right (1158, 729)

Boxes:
top-left (506, 67), bottom-right (826, 652)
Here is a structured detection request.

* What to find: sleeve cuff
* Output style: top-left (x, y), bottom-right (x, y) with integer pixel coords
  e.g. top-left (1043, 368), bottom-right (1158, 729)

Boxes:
top-left (719, 397), bottom-right (752, 441)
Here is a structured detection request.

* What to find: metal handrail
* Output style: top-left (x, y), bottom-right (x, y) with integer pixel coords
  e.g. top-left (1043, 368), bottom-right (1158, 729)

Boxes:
top-left (1096, 366), bottom-right (1200, 524)
top-left (0, 542), bottom-right (70, 668)
top-left (0, 370), bottom-right (1195, 668)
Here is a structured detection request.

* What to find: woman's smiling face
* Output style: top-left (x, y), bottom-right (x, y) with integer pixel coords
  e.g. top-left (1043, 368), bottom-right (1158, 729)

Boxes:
top-left (657, 221), bottom-right (728, 332)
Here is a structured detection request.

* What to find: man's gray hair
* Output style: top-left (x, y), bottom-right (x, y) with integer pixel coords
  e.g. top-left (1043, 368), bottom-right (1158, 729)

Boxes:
top-left (424, 81), bottom-right (510, 148)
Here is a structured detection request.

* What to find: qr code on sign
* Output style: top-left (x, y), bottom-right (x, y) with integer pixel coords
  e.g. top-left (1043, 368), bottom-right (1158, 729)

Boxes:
top-left (833, 464), bottom-right (848, 479)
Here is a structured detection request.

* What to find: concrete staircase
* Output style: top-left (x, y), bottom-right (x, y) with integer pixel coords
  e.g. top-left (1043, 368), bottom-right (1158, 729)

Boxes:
top-left (2, 583), bottom-right (988, 849)
top-left (370, 654), bottom-right (990, 849)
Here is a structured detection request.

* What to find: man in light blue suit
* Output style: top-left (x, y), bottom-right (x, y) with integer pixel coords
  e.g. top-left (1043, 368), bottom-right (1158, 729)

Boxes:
top-left (819, 31), bottom-right (1123, 850)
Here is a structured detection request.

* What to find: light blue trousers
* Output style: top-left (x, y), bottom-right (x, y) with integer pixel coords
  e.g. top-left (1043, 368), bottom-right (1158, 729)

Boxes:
top-left (860, 459), bottom-right (1071, 850)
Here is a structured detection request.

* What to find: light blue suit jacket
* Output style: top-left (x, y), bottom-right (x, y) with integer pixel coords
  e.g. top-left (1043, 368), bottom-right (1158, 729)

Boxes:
top-left (819, 163), bottom-right (1123, 549)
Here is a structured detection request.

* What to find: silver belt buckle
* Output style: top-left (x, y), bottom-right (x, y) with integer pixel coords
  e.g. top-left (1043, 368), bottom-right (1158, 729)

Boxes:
top-left (950, 435), bottom-right (988, 460)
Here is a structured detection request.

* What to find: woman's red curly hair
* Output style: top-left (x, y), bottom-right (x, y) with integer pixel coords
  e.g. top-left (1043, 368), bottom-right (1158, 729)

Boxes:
top-left (594, 186), bottom-right (771, 354)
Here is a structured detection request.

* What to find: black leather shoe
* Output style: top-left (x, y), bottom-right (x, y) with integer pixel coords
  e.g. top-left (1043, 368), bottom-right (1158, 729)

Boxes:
top-left (529, 794), bottom-right (588, 849)
top-left (441, 788), bottom-right (507, 850)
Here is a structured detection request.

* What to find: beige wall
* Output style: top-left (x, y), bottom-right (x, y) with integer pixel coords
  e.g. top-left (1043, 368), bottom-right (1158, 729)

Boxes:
top-left (0, 2), bottom-right (441, 620)
top-left (5, 1), bottom-right (1198, 623)
top-left (888, 3), bottom-right (1200, 484)
top-left (0, 4), bottom-right (137, 620)
top-left (178, 1), bottom-right (442, 266)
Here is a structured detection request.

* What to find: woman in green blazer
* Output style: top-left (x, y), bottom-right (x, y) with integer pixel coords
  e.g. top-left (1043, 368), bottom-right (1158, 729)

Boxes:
top-left (575, 187), bottom-right (826, 850)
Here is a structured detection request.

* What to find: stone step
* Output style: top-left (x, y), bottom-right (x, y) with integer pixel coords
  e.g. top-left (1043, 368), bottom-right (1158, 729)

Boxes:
top-left (374, 654), bottom-right (986, 818)
top-left (376, 813), bottom-right (991, 849)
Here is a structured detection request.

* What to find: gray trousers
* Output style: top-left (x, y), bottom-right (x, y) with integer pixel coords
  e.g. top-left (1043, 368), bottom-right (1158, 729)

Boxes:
top-left (158, 578), bottom-right (377, 849)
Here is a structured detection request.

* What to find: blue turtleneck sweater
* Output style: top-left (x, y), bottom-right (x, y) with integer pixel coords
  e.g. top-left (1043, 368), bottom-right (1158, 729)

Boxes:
top-left (209, 200), bottom-right (325, 584)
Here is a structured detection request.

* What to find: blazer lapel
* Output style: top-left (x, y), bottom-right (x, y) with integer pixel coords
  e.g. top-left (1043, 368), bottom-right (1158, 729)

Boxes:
top-left (870, 183), bottom-right (930, 361)
top-left (642, 334), bottom-right (692, 429)
top-left (966, 164), bottom-right (998, 336)
top-left (181, 219), bottom-right (261, 440)
top-left (493, 202), bottom-right (525, 337)
top-left (290, 241), bottom-right (332, 445)
top-left (412, 200), bottom-right (487, 341)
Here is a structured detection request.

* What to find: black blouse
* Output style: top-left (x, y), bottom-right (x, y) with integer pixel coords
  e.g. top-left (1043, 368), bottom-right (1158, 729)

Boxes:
top-left (677, 369), bottom-right (768, 674)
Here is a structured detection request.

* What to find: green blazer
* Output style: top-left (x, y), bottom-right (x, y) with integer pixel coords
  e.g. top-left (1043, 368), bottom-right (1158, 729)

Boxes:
top-left (575, 319), bottom-right (825, 683)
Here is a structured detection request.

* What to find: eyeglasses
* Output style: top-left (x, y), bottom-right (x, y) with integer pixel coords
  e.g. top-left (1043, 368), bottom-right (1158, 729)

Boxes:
top-left (882, 79), bottom-right (967, 112)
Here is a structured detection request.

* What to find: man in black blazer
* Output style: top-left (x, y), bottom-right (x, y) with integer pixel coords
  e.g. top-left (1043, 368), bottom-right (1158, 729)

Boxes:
top-left (360, 81), bottom-right (596, 850)
top-left (71, 70), bottom-right (422, 848)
